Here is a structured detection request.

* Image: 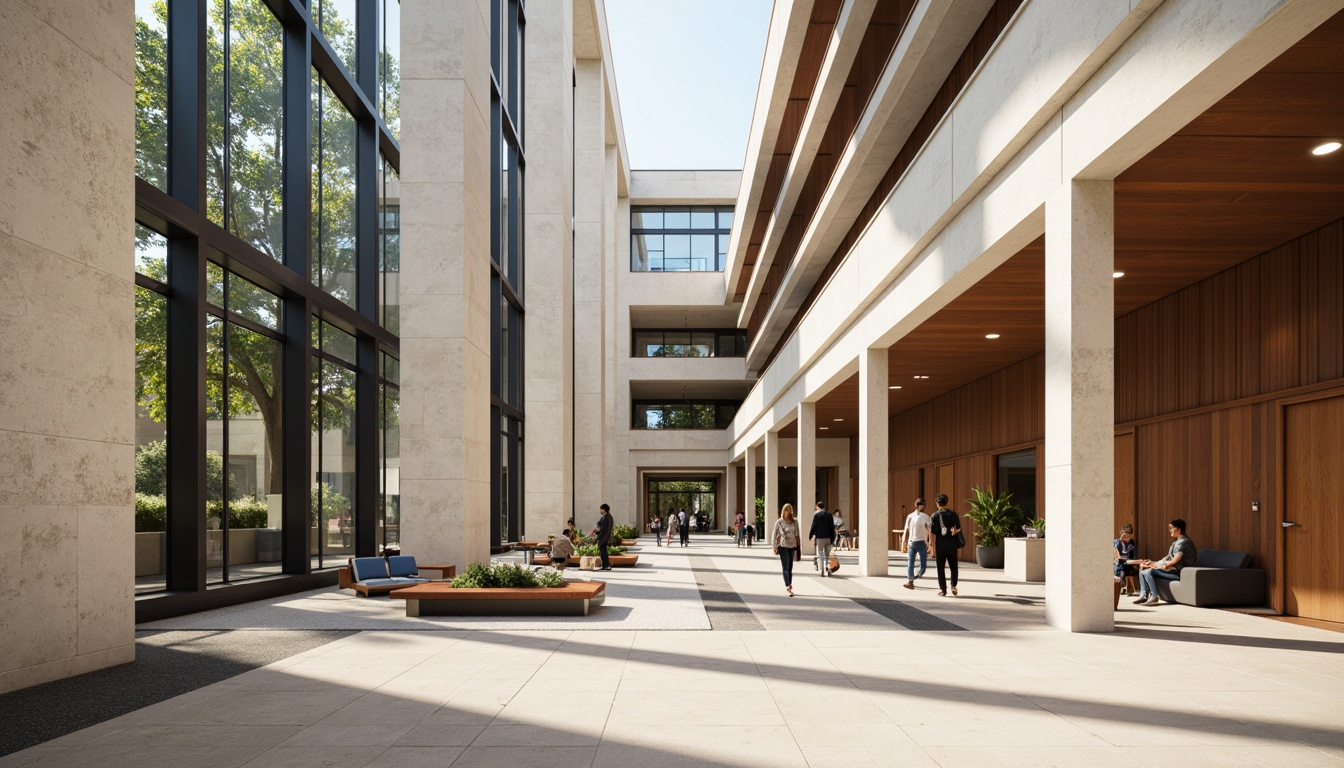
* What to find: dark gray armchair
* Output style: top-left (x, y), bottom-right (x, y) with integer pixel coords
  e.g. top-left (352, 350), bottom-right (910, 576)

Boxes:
top-left (1156, 549), bottom-right (1266, 607)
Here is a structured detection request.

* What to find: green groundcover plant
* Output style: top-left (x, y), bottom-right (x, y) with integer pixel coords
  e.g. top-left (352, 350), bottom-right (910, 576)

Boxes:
top-left (451, 562), bottom-right (565, 589)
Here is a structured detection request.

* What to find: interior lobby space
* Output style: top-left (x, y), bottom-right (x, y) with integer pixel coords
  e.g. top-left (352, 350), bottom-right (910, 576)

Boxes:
top-left (2, 539), bottom-right (1342, 767)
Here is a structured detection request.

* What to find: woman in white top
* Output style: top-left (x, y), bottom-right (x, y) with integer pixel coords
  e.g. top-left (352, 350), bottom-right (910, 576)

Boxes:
top-left (772, 503), bottom-right (802, 597)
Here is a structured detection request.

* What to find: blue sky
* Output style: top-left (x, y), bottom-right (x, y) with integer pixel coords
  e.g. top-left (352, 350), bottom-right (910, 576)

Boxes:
top-left (605, 0), bottom-right (773, 170)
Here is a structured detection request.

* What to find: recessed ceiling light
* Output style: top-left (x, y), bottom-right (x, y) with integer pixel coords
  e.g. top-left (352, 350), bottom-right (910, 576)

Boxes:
top-left (819, 426), bottom-right (829, 430)
top-left (888, 385), bottom-right (902, 390)
top-left (833, 418), bottom-right (844, 422)
top-left (913, 375), bottom-right (929, 379)
top-left (1113, 271), bottom-right (1125, 279)
top-left (1311, 141), bottom-right (1341, 156)
top-left (985, 333), bottom-right (1000, 339)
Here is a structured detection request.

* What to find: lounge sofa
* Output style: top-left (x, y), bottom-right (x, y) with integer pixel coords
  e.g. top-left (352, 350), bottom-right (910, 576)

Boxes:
top-left (1154, 549), bottom-right (1266, 607)
top-left (339, 556), bottom-right (433, 597)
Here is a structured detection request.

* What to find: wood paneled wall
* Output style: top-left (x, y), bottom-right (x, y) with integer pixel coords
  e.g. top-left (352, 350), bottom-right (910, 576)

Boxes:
top-left (879, 218), bottom-right (1344, 598)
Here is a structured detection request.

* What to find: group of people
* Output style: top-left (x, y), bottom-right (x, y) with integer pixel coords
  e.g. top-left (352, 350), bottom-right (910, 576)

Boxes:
top-left (1116, 518), bottom-right (1198, 605)
top-left (900, 496), bottom-right (963, 596)
top-left (769, 500), bottom-right (843, 597)
top-left (648, 508), bottom-right (694, 548)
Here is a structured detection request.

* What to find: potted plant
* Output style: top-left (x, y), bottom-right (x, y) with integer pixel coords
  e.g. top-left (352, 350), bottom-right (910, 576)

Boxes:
top-left (962, 486), bottom-right (1028, 569)
top-left (1023, 518), bottom-right (1045, 539)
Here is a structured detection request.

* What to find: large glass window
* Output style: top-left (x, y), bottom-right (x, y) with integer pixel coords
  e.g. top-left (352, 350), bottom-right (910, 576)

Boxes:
top-left (491, 0), bottom-right (525, 548)
top-left (379, 0), bottom-right (401, 140)
top-left (997, 448), bottom-right (1038, 519)
top-left (632, 401), bottom-right (741, 430)
top-left (379, 156), bottom-right (400, 333)
top-left (205, 264), bottom-right (285, 584)
top-left (379, 354), bottom-right (400, 552)
top-left (134, 227), bottom-right (170, 594)
top-left (313, 72), bottom-right (359, 307)
top-left (632, 329), bottom-right (748, 358)
top-left (207, 0), bottom-right (286, 261)
top-left (133, 0), bottom-right (398, 601)
top-left (631, 206), bottom-right (734, 272)
top-left (134, 1), bottom-right (169, 189)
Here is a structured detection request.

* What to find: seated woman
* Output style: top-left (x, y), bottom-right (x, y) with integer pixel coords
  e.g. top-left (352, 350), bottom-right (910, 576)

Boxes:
top-left (550, 530), bottom-right (576, 570)
top-left (833, 509), bottom-right (852, 550)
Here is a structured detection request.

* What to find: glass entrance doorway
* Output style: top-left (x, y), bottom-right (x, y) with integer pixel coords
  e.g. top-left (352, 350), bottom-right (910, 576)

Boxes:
top-left (647, 478), bottom-right (718, 531)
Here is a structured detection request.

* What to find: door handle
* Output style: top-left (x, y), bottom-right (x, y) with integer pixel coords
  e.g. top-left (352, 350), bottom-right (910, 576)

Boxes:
top-left (1282, 522), bottom-right (1298, 528)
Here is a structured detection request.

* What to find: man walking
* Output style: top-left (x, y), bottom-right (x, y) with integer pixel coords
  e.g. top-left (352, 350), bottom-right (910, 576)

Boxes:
top-left (593, 503), bottom-right (614, 571)
top-left (679, 508), bottom-right (690, 547)
top-left (902, 498), bottom-right (932, 589)
top-left (809, 501), bottom-right (835, 577)
top-left (930, 494), bottom-right (961, 596)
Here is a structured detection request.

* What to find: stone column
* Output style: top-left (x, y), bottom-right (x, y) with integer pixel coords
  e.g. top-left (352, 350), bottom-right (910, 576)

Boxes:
top-left (573, 59), bottom-right (608, 523)
top-left (1044, 179), bottom-right (1115, 633)
top-left (859, 347), bottom-right (890, 576)
top-left (523, 0), bottom-right (574, 540)
top-left (797, 402), bottom-right (817, 557)
top-left (723, 461), bottom-right (737, 535)
top-left (764, 430), bottom-right (780, 549)
top-left (399, 0), bottom-right (494, 568)
top-left (744, 443), bottom-right (756, 539)
top-left (0, 0), bottom-right (135, 693)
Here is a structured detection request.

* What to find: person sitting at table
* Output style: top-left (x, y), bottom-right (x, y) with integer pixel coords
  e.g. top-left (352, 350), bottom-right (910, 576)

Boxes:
top-left (550, 530), bottom-right (575, 571)
top-left (1134, 518), bottom-right (1198, 606)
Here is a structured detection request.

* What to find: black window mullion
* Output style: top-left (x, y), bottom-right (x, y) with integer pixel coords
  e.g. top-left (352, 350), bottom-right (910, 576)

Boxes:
top-left (355, 334), bottom-right (377, 555)
top-left (167, 0), bottom-right (204, 210)
top-left (166, 237), bottom-right (208, 592)
top-left (281, 297), bottom-right (311, 574)
top-left (220, 274), bottom-right (231, 582)
top-left (282, 14), bottom-right (311, 280)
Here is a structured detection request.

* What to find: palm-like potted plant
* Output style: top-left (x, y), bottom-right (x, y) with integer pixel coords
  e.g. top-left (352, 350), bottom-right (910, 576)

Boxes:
top-left (963, 486), bottom-right (1028, 568)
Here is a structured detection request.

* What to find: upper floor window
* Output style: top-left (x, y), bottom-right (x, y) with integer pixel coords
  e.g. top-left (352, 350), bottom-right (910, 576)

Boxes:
top-left (632, 329), bottom-right (748, 358)
top-left (631, 206), bottom-right (733, 272)
top-left (632, 400), bottom-right (740, 430)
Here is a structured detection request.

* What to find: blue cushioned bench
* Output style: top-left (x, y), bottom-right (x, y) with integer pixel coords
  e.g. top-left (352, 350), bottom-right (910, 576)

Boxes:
top-left (338, 556), bottom-right (452, 597)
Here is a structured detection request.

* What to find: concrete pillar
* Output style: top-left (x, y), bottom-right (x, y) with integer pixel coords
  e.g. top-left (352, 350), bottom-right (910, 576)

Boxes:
top-left (523, 0), bottom-right (574, 539)
top-left (797, 402), bottom-right (817, 557)
top-left (1044, 179), bottom-right (1115, 633)
top-left (723, 461), bottom-right (737, 535)
top-left (400, 0), bottom-right (494, 568)
top-left (573, 59), bottom-right (608, 522)
top-left (744, 443), bottom-right (757, 537)
top-left (0, 0), bottom-right (136, 693)
top-left (764, 430), bottom-right (780, 548)
top-left (859, 347), bottom-right (890, 576)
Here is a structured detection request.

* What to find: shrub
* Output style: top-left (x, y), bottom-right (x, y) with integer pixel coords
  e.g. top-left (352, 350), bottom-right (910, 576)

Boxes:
top-left (137, 493), bottom-right (273, 532)
top-left (311, 483), bottom-right (350, 527)
top-left (536, 570), bottom-right (566, 588)
top-left (134, 441), bottom-right (226, 499)
top-left (613, 524), bottom-right (638, 541)
top-left (450, 561), bottom-right (544, 588)
top-left (574, 544), bottom-right (625, 557)
top-left (135, 493), bottom-right (167, 532)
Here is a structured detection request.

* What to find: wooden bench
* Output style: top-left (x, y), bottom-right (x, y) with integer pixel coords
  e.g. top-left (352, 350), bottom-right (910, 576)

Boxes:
top-left (390, 580), bottom-right (606, 616)
top-left (534, 553), bottom-right (638, 568)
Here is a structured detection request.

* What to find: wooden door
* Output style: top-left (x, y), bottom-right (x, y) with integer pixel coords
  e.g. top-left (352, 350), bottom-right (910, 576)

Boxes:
top-left (936, 463), bottom-right (954, 503)
top-left (1284, 395), bottom-right (1344, 622)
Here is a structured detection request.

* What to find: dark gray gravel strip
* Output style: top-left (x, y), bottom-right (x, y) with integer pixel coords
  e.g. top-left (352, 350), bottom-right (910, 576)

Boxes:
top-left (0, 629), bottom-right (351, 757)
top-left (689, 556), bottom-right (766, 631)
top-left (823, 578), bottom-right (967, 631)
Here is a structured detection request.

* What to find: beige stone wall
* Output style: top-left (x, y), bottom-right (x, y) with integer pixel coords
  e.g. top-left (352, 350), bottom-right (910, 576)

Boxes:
top-left (0, 0), bottom-right (136, 693)
top-left (523, 0), bottom-right (575, 541)
top-left (573, 60), bottom-right (609, 521)
top-left (399, 0), bottom-right (494, 568)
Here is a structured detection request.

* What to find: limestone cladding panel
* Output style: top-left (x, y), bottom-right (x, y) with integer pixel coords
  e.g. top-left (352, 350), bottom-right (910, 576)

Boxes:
top-left (400, 0), bottom-right (493, 568)
top-left (733, 0), bottom-right (1326, 454)
top-left (0, 0), bottom-right (135, 693)
top-left (604, 147), bottom-right (621, 507)
top-left (573, 60), bottom-right (608, 516)
top-left (620, 271), bottom-right (725, 305)
top-left (629, 170), bottom-right (740, 202)
top-left (625, 357), bottom-right (747, 382)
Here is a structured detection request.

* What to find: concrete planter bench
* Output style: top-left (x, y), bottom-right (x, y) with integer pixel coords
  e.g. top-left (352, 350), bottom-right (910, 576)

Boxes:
top-left (390, 581), bottom-right (606, 616)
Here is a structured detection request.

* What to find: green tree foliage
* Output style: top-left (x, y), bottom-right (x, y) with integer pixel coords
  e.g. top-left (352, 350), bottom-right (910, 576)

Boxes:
top-left (134, 441), bottom-right (227, 499)
top-left (134, 3), bottom-right (168, 188)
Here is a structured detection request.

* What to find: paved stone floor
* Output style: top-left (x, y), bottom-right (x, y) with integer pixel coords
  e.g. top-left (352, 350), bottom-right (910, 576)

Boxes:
top-left (4, 537), bottom-right (1343, 767)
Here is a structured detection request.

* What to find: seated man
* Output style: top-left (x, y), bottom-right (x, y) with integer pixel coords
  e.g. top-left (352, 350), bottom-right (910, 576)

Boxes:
top-left (1134, 517), bottom-right (1198, 606)
top-left (550, 530), bottom-right (575, 571)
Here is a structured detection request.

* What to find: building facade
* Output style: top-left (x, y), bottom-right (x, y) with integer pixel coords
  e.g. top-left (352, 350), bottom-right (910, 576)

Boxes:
top-left (1, 0), bottom-right (1341, 692)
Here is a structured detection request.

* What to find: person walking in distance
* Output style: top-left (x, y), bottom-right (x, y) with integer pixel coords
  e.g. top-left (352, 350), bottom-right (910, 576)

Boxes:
top-left (930, 494), bottom-right (962, 596)
top-left (650, 513), bottom-right (662, 547)
top-left (592, 503), bottom-right (614, 571)
top-left (735, 511), bottom-right (747, 547)
top-left (678, 508), bottom-right (690, 547)
top-left (809, 500), bottom-right (836, 577)
top-left (902, 498), bottom-right (933, 589)
top-left (772, 503), bottom-right (801, 597)
top-left (665, 508), bottom-right (679, 548)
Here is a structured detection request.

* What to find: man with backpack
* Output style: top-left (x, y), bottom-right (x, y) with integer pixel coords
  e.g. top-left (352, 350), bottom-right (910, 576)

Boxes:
top-left (930, 494), bottom-right (962, 596)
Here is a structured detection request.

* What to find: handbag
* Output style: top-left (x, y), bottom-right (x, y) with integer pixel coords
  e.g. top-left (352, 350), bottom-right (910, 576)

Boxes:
top-left (955, 532), bottom-right (967, 549)
top-left (793, 547), bottom-right (801, 562)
